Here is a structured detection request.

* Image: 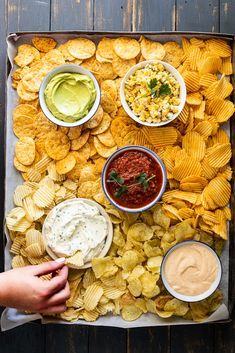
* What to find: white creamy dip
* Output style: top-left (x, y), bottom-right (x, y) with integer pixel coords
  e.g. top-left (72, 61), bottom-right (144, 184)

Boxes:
top-left (43, 199), bottom-right (108, 262)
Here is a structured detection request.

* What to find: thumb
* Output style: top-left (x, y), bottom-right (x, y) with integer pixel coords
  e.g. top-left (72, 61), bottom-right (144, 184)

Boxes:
top-left (31, 258), bottom-right (66, 276)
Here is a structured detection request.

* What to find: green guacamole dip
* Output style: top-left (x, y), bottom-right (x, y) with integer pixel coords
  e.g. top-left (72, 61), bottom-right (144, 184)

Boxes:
top-left (44, 72), bottom-right (96, 123)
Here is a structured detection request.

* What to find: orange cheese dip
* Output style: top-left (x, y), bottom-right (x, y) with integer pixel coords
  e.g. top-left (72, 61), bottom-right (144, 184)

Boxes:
top-left (164, 243), bottom-right (219, 296)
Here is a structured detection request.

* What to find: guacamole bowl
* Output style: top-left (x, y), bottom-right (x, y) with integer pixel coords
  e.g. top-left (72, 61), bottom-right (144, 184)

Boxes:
top-left (39, 64), bottom-right (101, 127)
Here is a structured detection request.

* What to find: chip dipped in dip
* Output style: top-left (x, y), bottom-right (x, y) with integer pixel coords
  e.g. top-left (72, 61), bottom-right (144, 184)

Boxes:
top-left (161, 241), bottom-right (222, 302)
top-left (43, 199), bottom-right (110, 265)
top-left (44, 72), bottom-right (96, 123)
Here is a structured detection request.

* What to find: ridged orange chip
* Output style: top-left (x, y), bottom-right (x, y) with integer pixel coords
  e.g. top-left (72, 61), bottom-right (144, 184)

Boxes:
top-left (15, 137), bottom-right (35, 166)
top-left (201, 157), bottom-right (218, 180)
top-left (172, 157), bottom-right (202, 181)
top-left (177, 103), bottom-right (189, 123)
top-left (206, 98), bottom-right (235, 123)
top-left (186, 92), bottom-right (202, 106)
top-left (207, 176), bottom-right (231, 207)
top-left (219, 57), bottom-right (233, 75)
top-left (188, 46), bottom-right (203, 71)
top-left (198, 56), bottom-right (222, 74)
top-left (199, 73), bottom-right (217, 88)
top-left (182, 71), bottom-right (200, 92)
top-left (193, 121), bottom-right (212, 139)
top-left (206, 38), bottom-right (232, 58)
top-left (214, 76), bottom-right (233, 99)
top-left (182, 131), bottom-right (206, 161)
top-left (205, 143), bottom-right (232, 168)
top-left (142, 126), bottom-right (178, 148)
top-left (13, 114), bottom-right (36, 139)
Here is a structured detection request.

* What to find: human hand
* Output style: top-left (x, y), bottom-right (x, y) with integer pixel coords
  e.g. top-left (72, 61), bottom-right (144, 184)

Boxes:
top-left (0, 258), bottom-right (70, 314)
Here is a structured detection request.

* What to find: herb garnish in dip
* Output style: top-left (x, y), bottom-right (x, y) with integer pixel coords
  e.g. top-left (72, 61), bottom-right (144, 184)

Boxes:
top-left (106, 150), bottom-right (163, 208)
top-left (124, 62), bottom-right (180, 124)
top-left (44, 72), bottom-right (96, 123)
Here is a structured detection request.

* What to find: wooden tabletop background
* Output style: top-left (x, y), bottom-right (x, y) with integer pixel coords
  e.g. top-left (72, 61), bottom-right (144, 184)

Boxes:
top-left (0, 1), bottom-right (234, 352)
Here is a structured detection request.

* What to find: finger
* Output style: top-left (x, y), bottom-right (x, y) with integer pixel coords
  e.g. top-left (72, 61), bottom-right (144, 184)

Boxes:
top-left (40, 304), bottom-right (67, 315)
top-left (46, 266), bottom-right (69, 294)
top-left (45, 282), bottom-right (70, 306)
top-left (31, 258), bottom-right (66, 276)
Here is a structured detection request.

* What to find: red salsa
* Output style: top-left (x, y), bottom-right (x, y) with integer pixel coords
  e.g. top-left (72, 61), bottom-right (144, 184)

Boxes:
top-left (105, 150), bottom-right (163, 208)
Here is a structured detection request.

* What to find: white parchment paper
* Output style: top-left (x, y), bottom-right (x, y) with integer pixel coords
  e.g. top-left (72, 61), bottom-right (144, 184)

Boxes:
top-left (1, 32), bottom-right (232, 331)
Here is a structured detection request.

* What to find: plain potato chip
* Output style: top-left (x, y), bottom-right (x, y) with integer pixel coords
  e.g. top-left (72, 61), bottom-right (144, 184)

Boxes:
top-left (84, 105), bottom-right (104, 129)
top-left (93, 137), bottom-right (117, 158)
top-left (55, 153), bottom-right (76, 174)
top-left (97, 129), bottom-right (116, 147)
top-left (15, 137), bottom-right (36, 166)
top-left (45, 131), bottom-right (70, 160)
top-left (140, 37), bottom-right (166, 60)
top-left (113, 37), bottom-right (140, 60)
top-left (91, 112), bottom-right (111, 135)
top-left (172, 157), bottom-right (202, 181)
top-left (112, 52), bottom-right (136, 77)
top-left (32, 37), bottom-right (57, 52)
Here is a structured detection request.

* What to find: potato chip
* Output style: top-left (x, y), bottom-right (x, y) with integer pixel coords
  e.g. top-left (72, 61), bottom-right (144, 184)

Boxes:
top-left (67, 38), bottom-right (96, 59)
top-left (84, 105), bottom-right (104, 129)
top-left (92, 257), bottom-right (118, 278)
top-left (164, 298), bottom-right (189, 316)
top-left (91, 112), bottom-right (111, 135)
top-left (66, 251), bottom-right (84, 268)
top-left (112, 52), bottom-right (136, 77)
top-left (163, 41), bottom-right (184, 68)
top-left (67, 126), bottom-right (82, 140)
top-left (13, 185), bottom-right (32, 207)
top-left (32, 37), bottom-right (57, 52)
top-left (17, 82), bottom-right (38, 101)
top-left (121, 304), bottom-right (142, 321)
top-left (97, 37), bottom-right (114, 61)
top-left (15, 137), bottom-right (35, 166)
top-left (33, 185), bottom-right (55, 207)
top-left (13, 104), bottom-right (38, 119)
top-left (206, 38), bottom-right (232, 58)
top-left (13, 114), bottom-right (36, 139)
top-left (198, 55), bottom-right (222, 75)
top-left (113, 37), bottom-right (140, 60)
top-left (128, 223), bottom-right (153, 242)
top-left (182, 131), bottom-right (206, 161)
top-left (172, 156), bottom-right (202, 181)
top-left (55, 153), bottom-right (76, 174)
top-left (45, 131), bottom-right (70, 160)
top-left (206, 98), bottom-right (234, 123)
top-left (14, 44), bottom-right (40, 67)
top-left (205, 143), bottom-right (231, 168)
top-left (93, 137), bottom-right (117, 158)
top-left (71, 130), bottom-right (90, 151)
top-left (21, 63), bottom-right (49, 92)
top-left (35, 111), bottom-right (57, 138)
top-left (220, 56), bottom-right (233, 75)
top-left (142, 126), bottom-right (178, 147)
top-left (182, 71), bottom-right (200, 92)
top-left (199, 73), bottom-right (217, 88)
top-left (140, 37), bottom-right (165, 60)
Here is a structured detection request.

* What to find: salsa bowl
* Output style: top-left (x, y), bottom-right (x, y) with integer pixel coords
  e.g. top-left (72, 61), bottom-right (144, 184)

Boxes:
top-left (101, 145), bottom-right (167, 213)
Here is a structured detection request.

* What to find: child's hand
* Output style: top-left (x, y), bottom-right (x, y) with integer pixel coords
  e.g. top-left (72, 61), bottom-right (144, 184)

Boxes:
top-left (0, 258), bottom-right (70, 314)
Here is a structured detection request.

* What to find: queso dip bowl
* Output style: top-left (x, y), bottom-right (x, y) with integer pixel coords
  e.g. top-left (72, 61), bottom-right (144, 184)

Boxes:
top-left (42, 198), bottom-right (113, 269)
top-left (160, 240), bottom-right (222, 302)
top-left (39, 64), bottom-right (101, 127)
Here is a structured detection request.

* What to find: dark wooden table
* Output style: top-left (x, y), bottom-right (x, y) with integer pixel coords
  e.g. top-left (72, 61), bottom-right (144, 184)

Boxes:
top-left (0, 1), bottom-right (234, 352)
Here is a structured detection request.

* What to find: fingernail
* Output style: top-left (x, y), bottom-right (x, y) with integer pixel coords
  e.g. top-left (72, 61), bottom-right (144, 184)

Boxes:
top-left (55, 257), bottom-right (66, 263)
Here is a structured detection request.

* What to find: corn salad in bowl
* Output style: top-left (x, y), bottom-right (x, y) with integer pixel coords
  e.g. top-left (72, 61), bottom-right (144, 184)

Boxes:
top-left (120, 60), bottom-right (186, 126)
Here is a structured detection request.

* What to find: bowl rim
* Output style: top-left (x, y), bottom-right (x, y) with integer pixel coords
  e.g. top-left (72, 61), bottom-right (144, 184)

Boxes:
top-left (160, 240), bottom-right (223, 302)
top-left (101, 145), bottom-right (167, 213)
top-left (42, 198), bottom-right (113, 269)
top-left (120, 59), bottom-right (187, 127)
top-left (39, 64), bottom-right (101, 127)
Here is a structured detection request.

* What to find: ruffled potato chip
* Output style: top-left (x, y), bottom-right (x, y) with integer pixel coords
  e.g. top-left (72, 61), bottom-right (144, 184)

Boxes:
top-left (112, 52), bottom-right (136, 77)
top-left (91, 112), bottom-right (111, 135)
top-left (84, 105), bottom-right (104, 129)
top-left (121, 304), bottom-right (142, 321)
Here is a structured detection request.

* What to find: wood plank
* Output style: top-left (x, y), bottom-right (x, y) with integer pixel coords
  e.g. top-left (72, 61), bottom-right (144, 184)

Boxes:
top-left (45, 324), bottom-right (89, 353)
top-left (171, 324), bottom-right (214, 353)
top-left (214, 310), bottom-right (235, 353)
top-left (133, 0), bottom-right (176, 31)
top-left (127, 327), bottom-right (169, 353)
top-left (51, 0), bottom-right (93, 31)
top-left (94, 0), bottom-right (132, 31)
top-left (0, 324), bottom-right (45, 353)
top-left (220, 1), bottom-right (235, 34)
top-left (8, 0), bottom-right (50, 32)
top-left (176, 0), bottom-right (219, 32)
top-left (0, 0), bottom-right (7, 274)
top-left (89, 327), bottom-right (127, 353)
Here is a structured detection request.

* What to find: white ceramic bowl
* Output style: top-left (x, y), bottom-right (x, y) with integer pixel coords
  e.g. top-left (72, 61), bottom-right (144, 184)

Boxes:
top-left (42, 198), bottom-right (113, 269)
top-left (160, 240), bottom-right (222, 302)
top-left (39, 64), bottom-right (101, 127)
top-left (120, 60), bottom-right (187, 127)
top-left (101, 145), bottom-right (167, 213)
